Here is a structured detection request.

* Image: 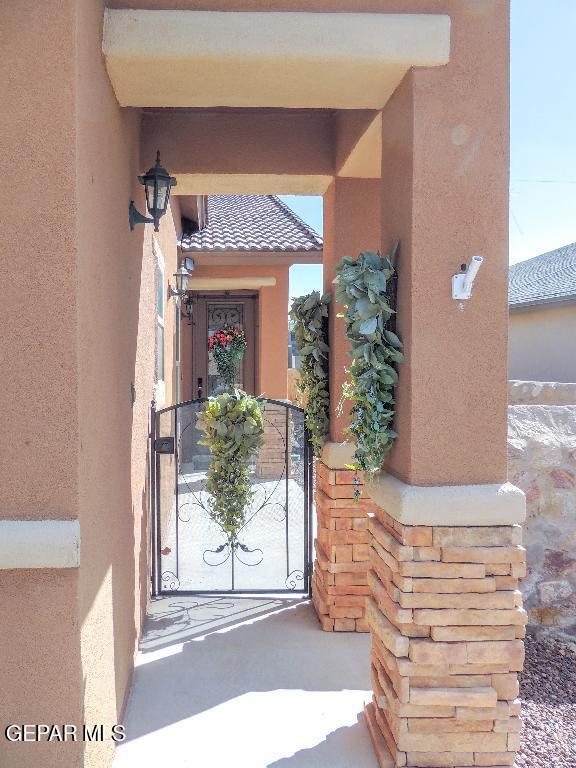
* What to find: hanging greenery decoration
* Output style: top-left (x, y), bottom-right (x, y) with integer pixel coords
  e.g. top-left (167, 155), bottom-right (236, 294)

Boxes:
top-left (209, 325), bottom-right (247, 391)
top-left (334, 246), bottom-right (403, 474)
top-left (289, 291), bottom-right (331, 457)
top-left (196, 391), bottom-right (264, 539)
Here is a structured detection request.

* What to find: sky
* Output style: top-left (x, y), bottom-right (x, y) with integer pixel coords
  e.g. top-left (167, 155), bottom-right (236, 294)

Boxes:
top-left (280, 197), bottom-right (324, 299)
top-left (283, 0), bottom-right (576, 298)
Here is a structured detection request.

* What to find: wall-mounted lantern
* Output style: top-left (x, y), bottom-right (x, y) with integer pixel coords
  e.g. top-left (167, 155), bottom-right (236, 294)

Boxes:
top-left (129, 150), bottom-right (177, 232)
top-left (168, 264), bottom-right (191, 300)
top-left (178, 259), bottom-right (195, 322)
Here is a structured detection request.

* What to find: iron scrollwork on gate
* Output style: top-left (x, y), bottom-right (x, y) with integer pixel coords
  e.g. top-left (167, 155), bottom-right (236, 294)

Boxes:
top-left (150, 398), bottom-right (313, 596)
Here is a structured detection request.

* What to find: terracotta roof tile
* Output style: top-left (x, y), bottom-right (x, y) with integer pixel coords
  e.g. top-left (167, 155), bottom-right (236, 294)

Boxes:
top-left (180, 195), bottom-right (323, 253)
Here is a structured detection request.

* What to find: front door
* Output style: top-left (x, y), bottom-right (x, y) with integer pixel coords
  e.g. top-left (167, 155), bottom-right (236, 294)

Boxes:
top-left (191, 291), bottom-right (258, 398)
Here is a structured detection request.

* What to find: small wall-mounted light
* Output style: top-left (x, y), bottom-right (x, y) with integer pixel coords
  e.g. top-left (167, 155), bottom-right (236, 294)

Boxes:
top-left (181, 295), bottom-right (193, 324)
top-left (452, 256), bottom-right (484, 300)
top-left (129, 150), bottom-right (177, 232)
top-left (182, 256), bottom-right (196, 273)
top-left (168, 264), bottom-right (191, 300)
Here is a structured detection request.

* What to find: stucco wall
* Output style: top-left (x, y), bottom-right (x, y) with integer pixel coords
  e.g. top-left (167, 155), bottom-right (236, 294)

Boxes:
top-left (153, 197), bottom-right (182, 408)
top-left (0, 2), bottom-right (84, 765)
top-left (509, 302), bottom-right (576, 384)
top-left (508, 393), bottom-right (576, 638)
top-left (76, 3), bottom-right (179, 767)
top-left (0, 2), bottom-right (179, 765)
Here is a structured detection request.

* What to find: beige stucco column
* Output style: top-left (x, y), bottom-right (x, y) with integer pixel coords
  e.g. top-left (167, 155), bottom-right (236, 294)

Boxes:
top-left (364, 6), bottom-right (528, 768)
top-left (380, 47), bottom-right (509, 489)
top-left (310, 179), bottom-right (381, 633)
top-left (323, 178), bottom-right (382, 442)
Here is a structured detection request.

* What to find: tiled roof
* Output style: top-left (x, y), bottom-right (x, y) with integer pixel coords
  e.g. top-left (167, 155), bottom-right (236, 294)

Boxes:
top-left (509, 242), bottom-right (576, 307)
top-left (180, 195), bottom-right (323, 253)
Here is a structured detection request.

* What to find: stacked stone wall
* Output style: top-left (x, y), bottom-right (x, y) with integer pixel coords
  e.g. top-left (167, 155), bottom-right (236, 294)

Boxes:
top-left (365, 504), bottom-right (526, 768)
top-left (312, 461), bottom-right (377, 631)
top-left (509, 379), bottom-right (576, 406)
top-left (508, 400), bottom-right (576, 636)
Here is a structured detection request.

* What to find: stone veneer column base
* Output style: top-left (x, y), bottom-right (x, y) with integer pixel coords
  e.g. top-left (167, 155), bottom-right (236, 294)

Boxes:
top-left (312, 452), bottom-right (381, 632)
top-left (364, 472), bottom-right (527, 768)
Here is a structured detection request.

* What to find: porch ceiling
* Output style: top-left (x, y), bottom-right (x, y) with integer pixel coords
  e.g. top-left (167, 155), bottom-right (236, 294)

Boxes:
top-left (103, 9), bottom-right (450, 110)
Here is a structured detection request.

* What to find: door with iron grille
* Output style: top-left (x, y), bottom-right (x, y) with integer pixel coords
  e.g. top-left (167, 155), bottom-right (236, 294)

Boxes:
top-left (150, 398), bottom-right (313, 595)
top-left (191, 292), bottom-right (257, 398)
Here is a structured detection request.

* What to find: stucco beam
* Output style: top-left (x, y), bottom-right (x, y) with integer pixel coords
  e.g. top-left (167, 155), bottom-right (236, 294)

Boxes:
top-left (142, 106), bottom-right (389, 188)
top-left (175, 174), bottom-right (332, 195)
top-left (103, 10), bottom-right (450, 109)
top-left (141, 110), bottom-right (334, 193)
top-left (188, 277), bottom-right (276, 290)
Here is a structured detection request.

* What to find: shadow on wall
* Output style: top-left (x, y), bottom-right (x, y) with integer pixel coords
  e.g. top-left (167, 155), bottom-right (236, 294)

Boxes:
top-left (508, 381), bottom-right (576, 639)
top-left (114, 599), bottom-right (377, 768)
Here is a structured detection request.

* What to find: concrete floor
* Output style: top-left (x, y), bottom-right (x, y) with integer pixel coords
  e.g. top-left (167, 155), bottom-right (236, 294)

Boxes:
top-left (114, 597), bottom-right (377, 768)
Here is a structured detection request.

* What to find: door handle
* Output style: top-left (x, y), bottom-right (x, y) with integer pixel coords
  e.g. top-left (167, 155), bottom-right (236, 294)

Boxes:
top-left (197, 377), bottom-right (203, 399)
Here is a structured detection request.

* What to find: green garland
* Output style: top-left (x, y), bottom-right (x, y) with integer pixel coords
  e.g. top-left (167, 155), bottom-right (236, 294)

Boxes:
top-left (289, 291), bottom-right (331, 457)
top-left (196, 391), bottom-right (264, 538)
top-left (209, 325), bottom-right (247, 392)
top-left (334, 247), bottom-right (403, 474)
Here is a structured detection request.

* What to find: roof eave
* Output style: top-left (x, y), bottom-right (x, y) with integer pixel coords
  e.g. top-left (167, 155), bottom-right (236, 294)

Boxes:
top-left (179, 243), bottom-right (323, 253)
top-left (184, 249), bottom-right (323, 266)
top-left (509, 294), bottom-right (576, 311)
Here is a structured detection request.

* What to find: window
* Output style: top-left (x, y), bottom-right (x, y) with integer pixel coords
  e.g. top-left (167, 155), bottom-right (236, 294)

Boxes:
top-left (154, 239), bottom-right (166, 405)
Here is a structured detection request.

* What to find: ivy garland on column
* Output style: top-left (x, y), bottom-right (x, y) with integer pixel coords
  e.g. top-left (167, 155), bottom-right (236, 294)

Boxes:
top-left (289, 291), bottom-right (331, 457)
top-left (334, 246), bottom-right (404, 475)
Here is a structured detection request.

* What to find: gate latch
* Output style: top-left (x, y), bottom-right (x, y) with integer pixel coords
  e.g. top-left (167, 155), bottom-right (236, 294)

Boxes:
top-left (154, 436), bottom-right (175, 454)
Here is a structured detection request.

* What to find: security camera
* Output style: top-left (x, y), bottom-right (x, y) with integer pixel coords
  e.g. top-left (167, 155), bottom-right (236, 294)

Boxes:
top-left (452, 256), bottom-right (484, 300)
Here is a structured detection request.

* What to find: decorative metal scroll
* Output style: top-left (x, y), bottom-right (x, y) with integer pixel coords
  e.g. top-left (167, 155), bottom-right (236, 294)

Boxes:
top-left (151, 399), bottom-right (313, 596)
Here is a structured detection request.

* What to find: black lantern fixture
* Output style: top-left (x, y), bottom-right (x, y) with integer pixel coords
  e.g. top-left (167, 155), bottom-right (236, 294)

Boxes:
top-left (181, 294), bottom-right (193, 324)
top-left (168, 264), bottom-right (190, 300)
top-left (129, 150), bottom-right (177, 232)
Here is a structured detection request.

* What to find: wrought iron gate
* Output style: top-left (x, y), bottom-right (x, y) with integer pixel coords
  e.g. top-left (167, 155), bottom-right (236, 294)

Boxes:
top-left (150, 398), bottom-right (314, 596)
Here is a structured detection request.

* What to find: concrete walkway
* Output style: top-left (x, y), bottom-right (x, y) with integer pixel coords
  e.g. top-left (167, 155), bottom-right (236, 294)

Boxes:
top-left (114, 597), bottom-right (377, 768)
